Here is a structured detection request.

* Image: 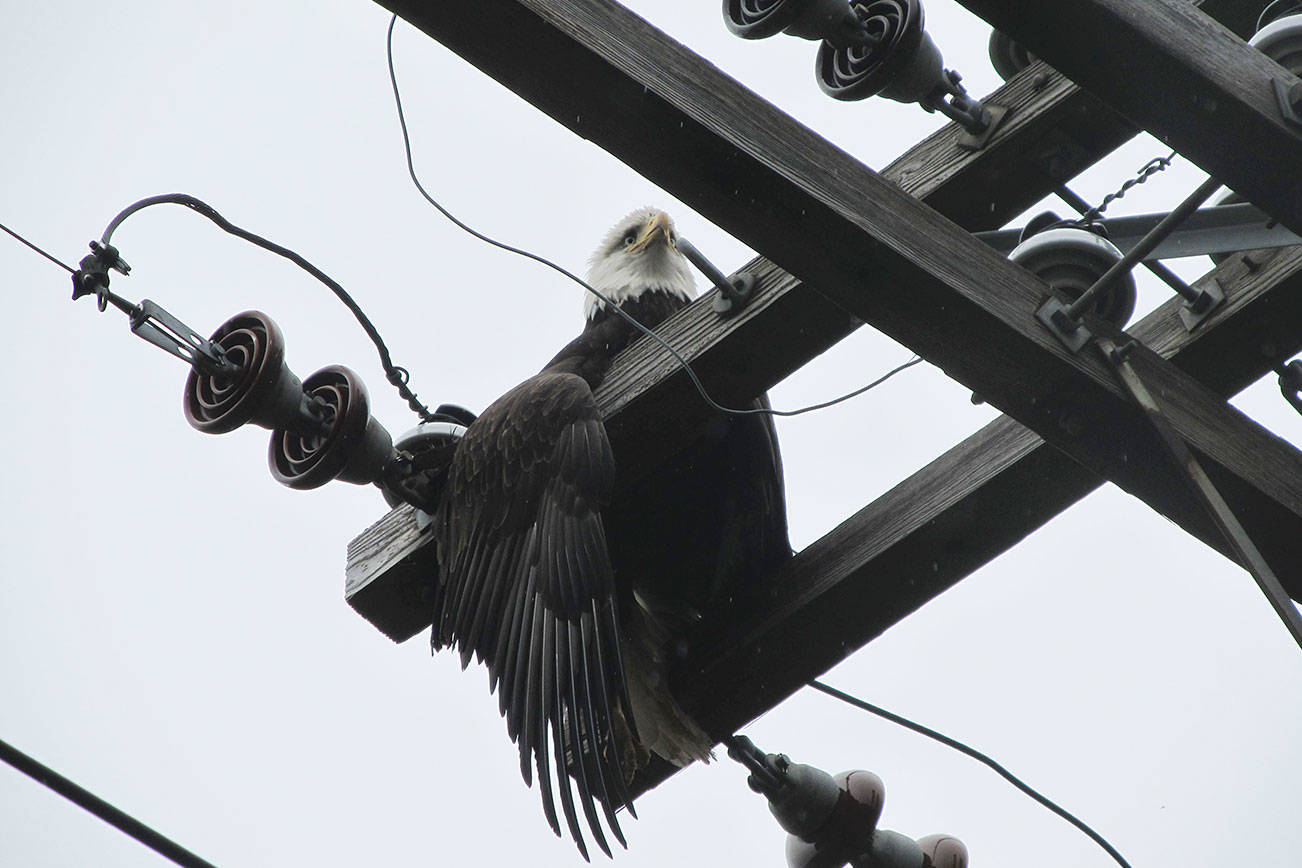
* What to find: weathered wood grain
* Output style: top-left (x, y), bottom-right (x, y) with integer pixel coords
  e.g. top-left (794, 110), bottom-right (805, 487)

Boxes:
top-left (349, 0), bottom-right (1302, 800)
top-left (351, 0), bottom-right (1294, 649)
top-left (369, 0), bottom-right (1302, 569)
top-left (630, 243), bottom-right (1302, 795)
top-left (347, 0), bottom-right (1170, 638)
top-left (345, 504), bottom-right (433, 642)
top-left (955, 0), bottom-right (1302, 234)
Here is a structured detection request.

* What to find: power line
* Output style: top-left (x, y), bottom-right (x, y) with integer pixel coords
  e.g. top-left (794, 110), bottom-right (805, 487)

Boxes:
top-left (809, 679), bottom-right (1133, 868)
top-left (94, 193), bottom-right (437, 422)
top-left (385, 15), bottom-right (922, 419)
top-left (0, 736), bottom-right (220, 868)
top-left (1, 220), bottom-right (75, 273)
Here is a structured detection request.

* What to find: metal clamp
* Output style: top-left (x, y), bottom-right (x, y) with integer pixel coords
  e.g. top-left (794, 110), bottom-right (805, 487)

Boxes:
top-left (71, 241), bottom-right (130, 311)
top-left (72, 238), bottom-right (239, 377)
top-left (129, 300), bottom-right (238, 377)
top-left (677, 236), bottom-right (755, 317)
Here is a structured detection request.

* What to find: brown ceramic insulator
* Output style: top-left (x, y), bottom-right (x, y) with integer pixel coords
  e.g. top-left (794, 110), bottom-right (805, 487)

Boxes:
top-left (268, 365), bottom-right (394, 490)
top-left (183, 311), bottom-right (311, 435)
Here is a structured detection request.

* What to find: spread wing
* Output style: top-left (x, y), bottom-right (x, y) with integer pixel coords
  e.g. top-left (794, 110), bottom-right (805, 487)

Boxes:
top-left (432, 371), bottom-right (633, 859)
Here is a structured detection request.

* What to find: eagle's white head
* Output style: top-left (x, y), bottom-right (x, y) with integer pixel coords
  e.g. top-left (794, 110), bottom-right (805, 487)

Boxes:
top-left (584, 207), bottom-right (696, 319)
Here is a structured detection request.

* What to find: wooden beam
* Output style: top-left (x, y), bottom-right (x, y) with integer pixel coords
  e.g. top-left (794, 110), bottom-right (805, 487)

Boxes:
top-left (372, 1), bottom-right (1284, 506)
top-left (954, 0), bottom-right (1302, 235)
top-left (656, 244), bottom-right (1302, 786)
top-left (351, 0), bottom-right (1264, 638)
top-left (347, 12), bottom-right (1146, 639)
top-left (618, 243), bottom-right (1302, 795)
top-left (355, 0), bottom-right (1300, 612)
top-left (350, 0), bottom-right (1302, 794)
top-left (352, 241), bottom-right (1302, 796)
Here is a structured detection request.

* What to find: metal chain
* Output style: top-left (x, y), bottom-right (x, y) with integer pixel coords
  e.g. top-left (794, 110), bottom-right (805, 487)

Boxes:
top-left (1081, 149), bottom-right (1178, 225)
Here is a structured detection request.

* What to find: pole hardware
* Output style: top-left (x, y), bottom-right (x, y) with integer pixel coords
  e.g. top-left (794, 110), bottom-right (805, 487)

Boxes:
top-left (1097, 336), bottom-right (1302, 652)
top-left (725, 735), bottom-right (968, 868)
top-left (1051, 186), bottom-right (1228, 331)
top-left (72, 240), bottom-right (238, 377)
top-left (722, 0), bottom-right (1009, 149)
top-left (1034, 176), bottom-right (1224, 352)
top-left (677, 236), bottom-right (756, 317)
top-left (1250, 10), bottom-right (1302, 128)
top-left (69, 240), bottom-right (469, 509)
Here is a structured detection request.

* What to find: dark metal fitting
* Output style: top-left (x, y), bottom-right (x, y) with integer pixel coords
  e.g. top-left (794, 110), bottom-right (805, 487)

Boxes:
top-left (1108, 339), bottom-right (1137, 365)
top-left (711, 272), bottom-right (755, 316)
top-left (724, 734), bottom-right (788, 795)
top-left (129, 299), bottom-right (241, 377)
top-left (1274, 79), bottom-right (1302, 129)
top-left (676, 236), bottom-right (755, 317)
top-left (933, 70), bottom-right (1009, 150)
top-left (1178, 277), bottom-right (1226, 331)
top-left (71, 240), bottom-right (131, 311)
top-left (431, 403), bottom-right (478, 427)
top-left (1035, 296), bottom-right (1093, 353)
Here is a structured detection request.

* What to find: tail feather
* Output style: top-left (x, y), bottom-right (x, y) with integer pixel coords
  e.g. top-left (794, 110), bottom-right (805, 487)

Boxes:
top-left (621, 594), bottom-right (714, 768)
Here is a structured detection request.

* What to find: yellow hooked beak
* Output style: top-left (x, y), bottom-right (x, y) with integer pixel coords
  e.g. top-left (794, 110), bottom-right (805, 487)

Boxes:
top-left (627, 211), bottom-right (674, 253)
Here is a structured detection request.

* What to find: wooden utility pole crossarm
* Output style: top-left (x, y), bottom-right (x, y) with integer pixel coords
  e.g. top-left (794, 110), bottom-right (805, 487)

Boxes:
top-left (359, 0), bottom-right (1302, 580)
top-left (955, 0), bottom-right (1302, 234)
top-left (673, 242), bottom-right (1302, 751)
top-left (349, 0), bottom-right (1302, 791)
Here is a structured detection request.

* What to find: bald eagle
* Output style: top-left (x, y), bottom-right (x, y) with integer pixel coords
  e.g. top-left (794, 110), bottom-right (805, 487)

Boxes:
top-left (431, 208), bottom-right (789, 858)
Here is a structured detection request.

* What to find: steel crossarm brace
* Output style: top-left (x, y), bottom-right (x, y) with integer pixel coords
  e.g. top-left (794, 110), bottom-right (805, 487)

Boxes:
top-left (1098, 334), bottom-right (1302, 649)
top-left (954, 0), bottom-right (1302, 236)
top-left (976, 202), bottom-right (1302, 261)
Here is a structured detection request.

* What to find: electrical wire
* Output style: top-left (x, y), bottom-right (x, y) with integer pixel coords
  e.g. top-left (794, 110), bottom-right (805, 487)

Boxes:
top-left (808, 679), bottom-right (1133, 868)
top-left (97, 193), bottom-right (436, 422)
top-left (385, 15), bottom-right (922, 418)
top-left (0, 736), bottom-right (219, 868)
top-left (1, 221), bottom-right (76, 273)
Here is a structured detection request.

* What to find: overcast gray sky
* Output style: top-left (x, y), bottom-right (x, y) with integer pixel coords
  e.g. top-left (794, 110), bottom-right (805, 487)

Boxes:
top-left (4, 2), bottom-right (1301, 866)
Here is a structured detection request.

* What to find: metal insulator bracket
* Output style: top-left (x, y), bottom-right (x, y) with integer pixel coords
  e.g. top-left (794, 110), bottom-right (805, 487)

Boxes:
top-left (677, 236), bottom-right (755, 317)
top-left (1177, 276), bottom-right (1226, 331)
top-left (129, 299), bottom-right (239, 377)
top-left (1035, 296), bottom-right (1093, 353)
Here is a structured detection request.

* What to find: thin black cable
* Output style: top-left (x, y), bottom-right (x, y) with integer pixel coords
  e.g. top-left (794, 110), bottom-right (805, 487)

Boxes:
top-left (1, 221), bottom-right (76, 273)
top-left (386, 15), bottom-right (921, 418)
top-left (98, 193), bottom-right (435, 422)
top-left (808, 680), bottom-right (1132, 868)
top-left (0, 737), bottom-right (219, 868)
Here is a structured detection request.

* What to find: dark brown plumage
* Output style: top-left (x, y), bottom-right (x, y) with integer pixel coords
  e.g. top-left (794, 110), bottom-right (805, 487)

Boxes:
top-left (430, 209), bottom-right (789, 858)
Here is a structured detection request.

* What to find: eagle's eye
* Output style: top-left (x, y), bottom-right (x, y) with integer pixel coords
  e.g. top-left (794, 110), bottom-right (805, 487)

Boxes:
top-left (622, 230), bottom-right (638, 248)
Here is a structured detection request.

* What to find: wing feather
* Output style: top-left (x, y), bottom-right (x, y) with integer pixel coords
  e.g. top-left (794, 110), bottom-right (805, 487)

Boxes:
top-left (434, 372), bottom-right (630, 856)
top-left (550, 618), bottom-right (587, 859)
